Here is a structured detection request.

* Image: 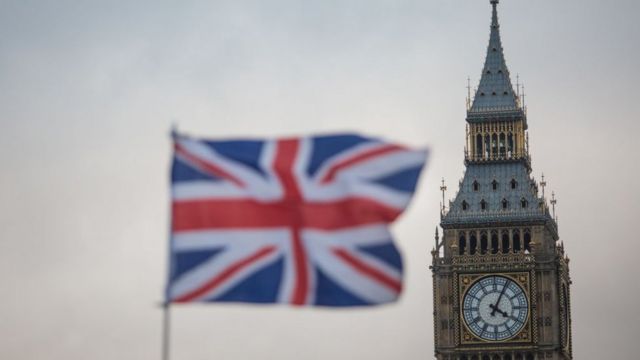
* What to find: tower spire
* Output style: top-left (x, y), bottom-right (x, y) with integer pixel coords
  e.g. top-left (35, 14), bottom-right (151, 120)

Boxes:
top-left (491, 0), bottom-right (499, 28)
top-left (469, 0), bottom-right (520, 114)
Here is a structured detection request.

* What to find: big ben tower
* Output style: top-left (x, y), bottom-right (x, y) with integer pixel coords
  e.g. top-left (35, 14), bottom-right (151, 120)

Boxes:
top-left (431, 1), bottom-right (572, 359)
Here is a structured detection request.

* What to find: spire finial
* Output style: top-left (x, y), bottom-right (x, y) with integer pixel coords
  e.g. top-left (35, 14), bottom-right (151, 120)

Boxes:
top-left (540, 173), bottom-right (547, 199)
top-left (440, 178), bottom-right (447, 216)
top-left (466, 77), bottom-right (472, 110)
top-left (550, 191), bottom-right (558, 221)
top-left (491, 0), bottom-right (499, 28)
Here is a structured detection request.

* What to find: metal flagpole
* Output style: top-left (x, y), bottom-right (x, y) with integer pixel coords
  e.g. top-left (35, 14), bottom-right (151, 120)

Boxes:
top-left (162, 124), bottom-right (178, 360)
top-left (162, 303), bottom-right (171, 360)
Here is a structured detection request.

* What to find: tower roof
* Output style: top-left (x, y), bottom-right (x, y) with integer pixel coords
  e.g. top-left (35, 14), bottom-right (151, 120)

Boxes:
top-left (468, 0), bottom-right (521, 116)
top-left (441, 162), bottom-right (554, 232)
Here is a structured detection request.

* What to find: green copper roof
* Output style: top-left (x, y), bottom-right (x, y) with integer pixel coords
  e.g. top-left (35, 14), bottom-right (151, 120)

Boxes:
top-left (468, 0), bottom-right (521, 115)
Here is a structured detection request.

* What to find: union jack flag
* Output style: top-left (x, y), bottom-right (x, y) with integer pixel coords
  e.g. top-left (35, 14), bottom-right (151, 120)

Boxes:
top-left (167, 133), bottom-right (428, 307)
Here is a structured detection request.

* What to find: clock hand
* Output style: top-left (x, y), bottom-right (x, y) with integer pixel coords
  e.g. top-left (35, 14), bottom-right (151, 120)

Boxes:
top-left (489, 304), bottom-right (508, 317)
top-left (491, 280), bottom-right (510, 316)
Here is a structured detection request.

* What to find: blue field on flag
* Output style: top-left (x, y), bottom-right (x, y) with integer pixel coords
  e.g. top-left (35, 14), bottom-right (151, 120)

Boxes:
top-left (167, 133), bottom-right (428, 307)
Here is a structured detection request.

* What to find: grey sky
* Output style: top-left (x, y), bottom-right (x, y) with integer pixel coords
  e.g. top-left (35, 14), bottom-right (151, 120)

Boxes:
top-left (1, 0), bottom-right (639, 359)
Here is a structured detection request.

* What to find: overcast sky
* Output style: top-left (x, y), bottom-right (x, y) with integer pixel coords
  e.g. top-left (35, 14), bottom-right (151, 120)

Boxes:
top-left (1, 0), bottom-right (639, 359)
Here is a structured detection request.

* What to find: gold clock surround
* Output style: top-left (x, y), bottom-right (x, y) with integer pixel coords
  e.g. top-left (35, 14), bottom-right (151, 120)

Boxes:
top-left (458, 272), bottom-right (533, 345)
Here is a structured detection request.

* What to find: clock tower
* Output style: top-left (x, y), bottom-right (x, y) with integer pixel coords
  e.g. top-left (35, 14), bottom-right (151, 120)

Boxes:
top-left (431, 1), bottom-right (572, 359)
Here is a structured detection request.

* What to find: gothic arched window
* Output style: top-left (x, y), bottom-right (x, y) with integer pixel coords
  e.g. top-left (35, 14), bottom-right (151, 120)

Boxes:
top-left (473, 180), bottom-right (480, 191)
top-left (469, 233), bottom-right (478, 255)
top-left (491, 231), bottom-right (499, 254)
top-left (492, 179), bottom-right (498, 190)
top-left (513, 229), bottom-right (521, 253)
top-left (459, 233), bottom-right (467, 255)
top-left (491, 134), bottom-right (498, 156)
top-left (476, 134), bottom-right (483, 158)
top-left (502, 231), bottom-right (510, 254)
top-left (480, 232), bottom-right (488, 255)
top-left (480, 199), bottom-right (487, 211)
top-left (499, 133), bottom-right (506, 156)
top-left (502, 198), bottom-right (509, 210)
top-left (521, 198), bottom-right (528, 208)
top-left (511, 178), bottom-right (518, 189)
top-left (484, 134), bottom-right (491, 158)
top-left (462, 200), bottom-right (469, 211)
top-left (524, 229), bottom-right (532, 252)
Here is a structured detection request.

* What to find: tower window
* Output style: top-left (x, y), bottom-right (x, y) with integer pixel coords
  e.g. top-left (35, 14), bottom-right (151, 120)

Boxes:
top-left (524, 229), bottom-right (532, 252)
top-left (491, 231), bottom-right (499, 254)
top-left (484, 134), bottom-right (490, 158)
top-left (480, 232), bottom-right (488, 255)
top-left (462, 200), bottom-right (469, 211)
top-left (521, 198), bottom-right (528, 208)
top-left (486, 70), bottom-right (491, 74)
top-left (502, 199), bottom-right (509, 210)
top-left (498, 69), bottom-right (503, 74)
top-left (511, 178), bottom-right (518, 189)
top-left (499, 133), bottom-right (506, 156)
top-left (492, 92), bottom-right (497, 96)
top-left (508, 133), bottom-right (514, 155)
top-left (469, 233), bottom-right (478, 255)
top-left (480, 92), bottom-right (485, 96)
top-left (473, 180), bottom-right (480, 191)
top-left (513, 230), bottom-right (521, 253)
top-left (503, 91), bottom-right (509, 95)
top-left (501, 231), bottom-right (510, 254)
top-left (480, 199), bottom-right (487, 211)
top-left (492, 134), bottom-right (498, 155)
top-left (492, 179), bottom-right (498, 190)
top-left (459, 233), bottom-right (467, 255)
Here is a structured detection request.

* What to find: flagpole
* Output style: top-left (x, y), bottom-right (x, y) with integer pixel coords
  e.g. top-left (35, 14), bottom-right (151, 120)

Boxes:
top-left (162, 124), bottom-right (178, 360)
top-left (162, 303), bottom-right (171, 360)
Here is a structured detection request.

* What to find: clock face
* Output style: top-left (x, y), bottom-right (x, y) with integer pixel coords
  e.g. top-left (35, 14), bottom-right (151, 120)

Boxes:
top-left (462, 275), bottom-right (529, 341)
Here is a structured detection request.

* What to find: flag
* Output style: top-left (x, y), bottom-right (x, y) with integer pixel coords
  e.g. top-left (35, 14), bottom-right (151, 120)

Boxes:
top-left (167, 133), bottom-right (428, 307)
